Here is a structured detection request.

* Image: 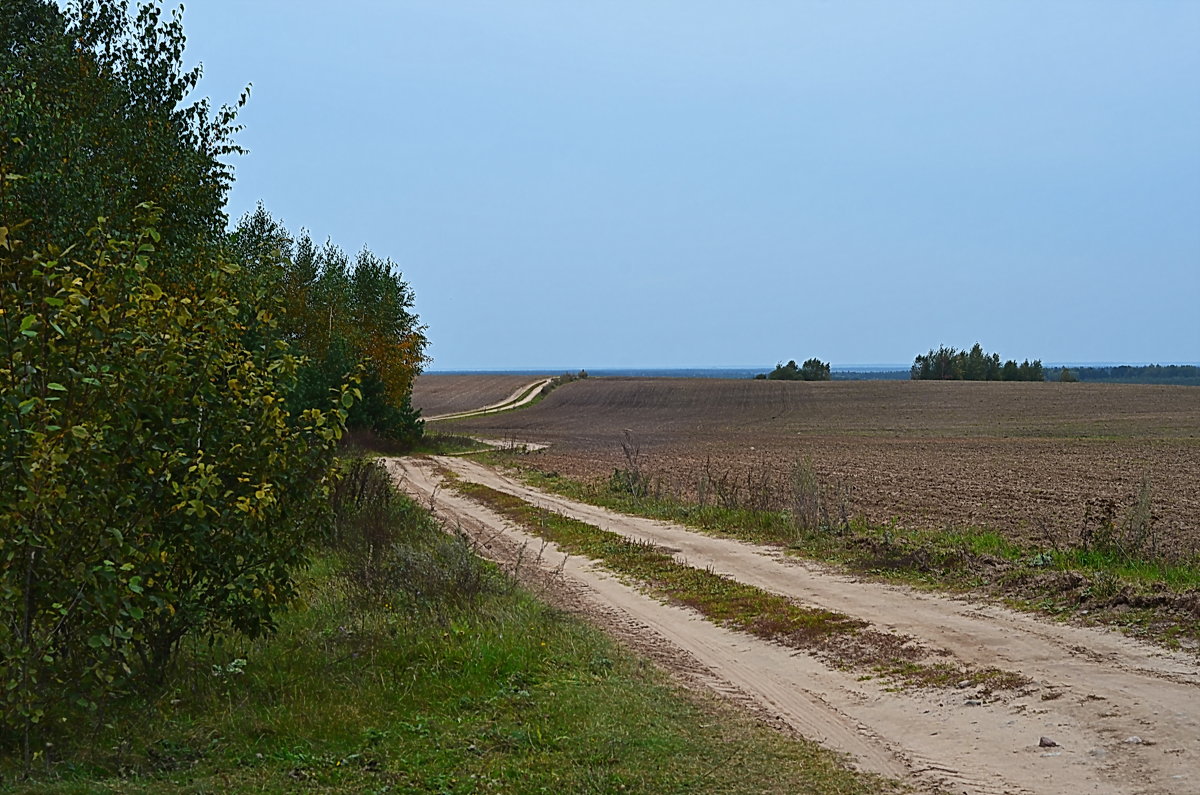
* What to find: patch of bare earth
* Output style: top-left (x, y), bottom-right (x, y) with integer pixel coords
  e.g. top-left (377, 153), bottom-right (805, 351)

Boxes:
top-left (390, 455), bottom-right (1200, 795)
top-left (449, 378), bottom-right (1200, 548)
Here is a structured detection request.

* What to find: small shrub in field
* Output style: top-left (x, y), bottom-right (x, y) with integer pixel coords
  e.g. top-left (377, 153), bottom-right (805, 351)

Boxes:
top-left (1079, 474), bottom-right (1163, 563)
top-left (791, 458), bottom-right (822, 532)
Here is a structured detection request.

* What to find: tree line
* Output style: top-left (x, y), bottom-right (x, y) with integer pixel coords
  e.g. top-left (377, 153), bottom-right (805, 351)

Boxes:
top-left (1069, 365), bottom-right (1200, 386)
top-left (911, 344), bottom-right (1044, 381)
top-left (1, 0), bottom-right (426, 760)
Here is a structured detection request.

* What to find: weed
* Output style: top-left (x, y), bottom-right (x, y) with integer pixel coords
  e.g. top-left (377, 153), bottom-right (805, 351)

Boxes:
top-left (330, 457), bottom-right (497, 624)
top-left (609, 429), bottom-right (649, 498)
top-left (791, 457), bottom-right (822, 533)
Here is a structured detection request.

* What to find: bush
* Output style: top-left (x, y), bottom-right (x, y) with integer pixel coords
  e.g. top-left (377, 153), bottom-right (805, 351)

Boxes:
top-left (0, 213), bottom-right (347, 761)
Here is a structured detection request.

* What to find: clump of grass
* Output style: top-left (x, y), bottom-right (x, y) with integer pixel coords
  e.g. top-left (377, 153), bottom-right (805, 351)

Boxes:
top-left (408, 431), bottom-right (493, 455)
top-left (330, 457), bottom-right (496, 621)
top-left (453, 480), bottom-right (1029, 692)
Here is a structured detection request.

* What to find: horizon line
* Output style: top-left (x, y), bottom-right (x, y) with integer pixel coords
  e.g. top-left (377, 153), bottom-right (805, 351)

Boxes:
top-left (426, 361), bottom-right (1200, 374)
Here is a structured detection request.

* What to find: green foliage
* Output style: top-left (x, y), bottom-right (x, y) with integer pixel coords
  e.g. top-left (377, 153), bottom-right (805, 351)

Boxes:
top-left (761, 357), bottom-right (831, 381)
top-left (911, 343), bottom-right (1043, 381)
top-left (230, 207), bottom-right (428, 446)
top-left (0, 212), bottom-right (347, 758)
top-left (0, 522), bottom-right (886, 794)
top-left (0, 0), bottom-right (429, 773)
top-left (0, 0), bottom-right (246, 279)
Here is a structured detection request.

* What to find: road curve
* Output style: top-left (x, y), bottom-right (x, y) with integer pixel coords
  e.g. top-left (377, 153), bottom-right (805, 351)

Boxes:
top-left (424, 378), bottom-right (553, 422)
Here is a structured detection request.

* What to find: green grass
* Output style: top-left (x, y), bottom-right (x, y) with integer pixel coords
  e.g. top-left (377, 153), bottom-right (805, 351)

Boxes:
top-left (480, 455), bottom-right (1200, 648)
top-left (4, 491), bottom-right (890, 794)
top-left (452, 480), bottom-right (1026, 693)
top-left (406, 431), bottom-right (495, 455)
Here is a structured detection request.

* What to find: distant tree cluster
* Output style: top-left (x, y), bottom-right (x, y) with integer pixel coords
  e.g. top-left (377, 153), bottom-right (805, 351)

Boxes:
top-left (1071, 365), bottom-right (1200, 386)
top-left (910, 344), bottom-right (1044, 382)
top-left (756, 358), bottom-right (831, 381)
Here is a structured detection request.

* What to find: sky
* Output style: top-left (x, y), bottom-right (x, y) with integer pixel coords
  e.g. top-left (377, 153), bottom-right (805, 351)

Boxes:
top-left (180, 1), bottom-right (1200, 370)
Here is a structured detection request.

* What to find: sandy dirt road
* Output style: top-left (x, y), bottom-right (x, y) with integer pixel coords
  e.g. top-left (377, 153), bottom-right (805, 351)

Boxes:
top-left (389, 455), bottom-right (1200, 795)
top-left (424, 378), bottom-right (553, 422)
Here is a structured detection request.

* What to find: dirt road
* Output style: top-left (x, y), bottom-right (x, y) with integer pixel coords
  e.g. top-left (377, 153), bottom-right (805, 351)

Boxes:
top-left (423, 378), bottom-right (553, 422)
top-left (389, 455), bottom-right (1200, 795)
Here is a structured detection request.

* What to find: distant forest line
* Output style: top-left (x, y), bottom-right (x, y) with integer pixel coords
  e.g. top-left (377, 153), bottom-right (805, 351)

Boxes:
top-left (428, 365), bottom-right (1200, 385)
top-left (833, 365), bottom-right (1199, 385)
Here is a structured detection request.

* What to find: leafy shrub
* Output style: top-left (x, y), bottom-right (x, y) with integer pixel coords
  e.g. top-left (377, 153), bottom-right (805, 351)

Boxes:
top-left (0, 212), bottom-right (347, 760)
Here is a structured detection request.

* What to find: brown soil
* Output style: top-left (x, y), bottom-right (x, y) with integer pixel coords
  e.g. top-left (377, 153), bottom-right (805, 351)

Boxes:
top-left (390, 455), bottom-right (1200, 795)
top-left (447, 378), bottom-right (1200, 548)
top-left (413, 374), bottom-right (550, 417)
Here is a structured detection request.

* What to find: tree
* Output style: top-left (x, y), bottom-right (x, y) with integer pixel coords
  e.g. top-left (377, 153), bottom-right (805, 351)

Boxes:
top-left (965, 343), bottom-right (987, 381)
top-left (230, 212), bottom-right (428, 445)
top-left (761, 358), bottom-right (831, 381)
top-left (911, 343), bottom-right (1045, 382)
top-left (800, 358), bottom-right (831, 381)
top-left (0, 0), bottom-right (247, 280)
top-left (0, 0), bottom-right (390, 759)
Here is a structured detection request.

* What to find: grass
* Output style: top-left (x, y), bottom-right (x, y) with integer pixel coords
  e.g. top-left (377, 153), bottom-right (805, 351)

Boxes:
top-left (479, 453), bottom-right (1200, 649)
top-left (2, 465), bottom-right (891, 795)
top-left (407, 431), bottom-right (495, 455)
top-left (452, 479), bottom-right (1027, 693)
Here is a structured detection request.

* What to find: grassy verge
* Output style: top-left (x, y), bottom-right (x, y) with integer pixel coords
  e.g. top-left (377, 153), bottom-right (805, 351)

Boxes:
top-left (407, 431), bottom-right (495, 455)
top-left (3, 463), bottom-right (891, 794)
top-left (476, 453), bottom-right (1200, 649)
top-left (452, 479), bottom-right (1026, 693)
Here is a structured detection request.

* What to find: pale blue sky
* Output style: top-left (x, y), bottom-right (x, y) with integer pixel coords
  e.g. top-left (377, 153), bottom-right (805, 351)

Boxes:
top-left (182, 1), bottom-right (1199, 369)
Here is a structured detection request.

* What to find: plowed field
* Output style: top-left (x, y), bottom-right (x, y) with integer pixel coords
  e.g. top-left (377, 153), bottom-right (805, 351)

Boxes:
top-left (442, 378), bottom-right (1200, 548)
top-left (413, 374), bottom-right (548, 417)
